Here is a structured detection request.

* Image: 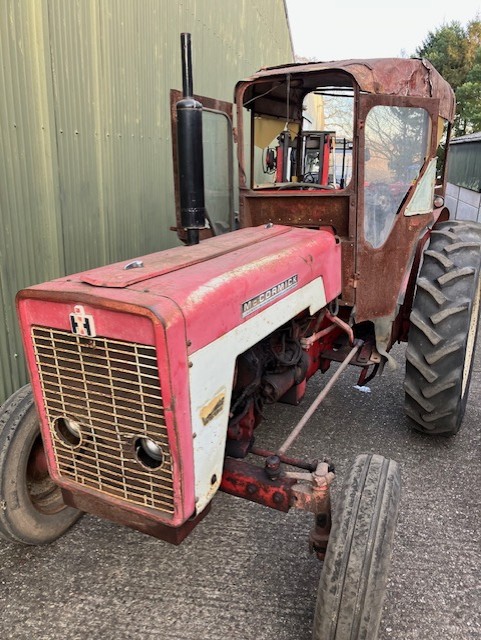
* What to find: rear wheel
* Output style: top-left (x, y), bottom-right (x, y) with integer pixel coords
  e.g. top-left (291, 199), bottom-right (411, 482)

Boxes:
top-left (405, 220), bottom-right (481, 435)
top-left (313, 454), bottom-right (401, 640)
top-left (0, 385), bottom-right (82, 544)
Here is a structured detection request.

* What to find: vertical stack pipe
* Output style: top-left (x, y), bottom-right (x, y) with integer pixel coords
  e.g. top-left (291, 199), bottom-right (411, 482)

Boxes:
top-left (176, 33), bottom-right (206, 245)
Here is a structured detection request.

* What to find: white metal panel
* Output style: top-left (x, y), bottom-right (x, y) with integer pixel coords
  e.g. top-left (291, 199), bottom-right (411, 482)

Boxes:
top-left (189, 277), bottom-right (327, 512)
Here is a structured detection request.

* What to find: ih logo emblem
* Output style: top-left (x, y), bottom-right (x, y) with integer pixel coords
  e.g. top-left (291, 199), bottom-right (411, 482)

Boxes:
top-left (69, 305), bottom-right (96, 337)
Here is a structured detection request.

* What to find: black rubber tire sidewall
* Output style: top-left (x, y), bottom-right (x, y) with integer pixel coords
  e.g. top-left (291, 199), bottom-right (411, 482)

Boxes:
top-left (313, 454), bottom-right (401, 640)
top-left (0, 385), bottom-right (82, 545)
top-left (405, 220), bottom-right (481, 435)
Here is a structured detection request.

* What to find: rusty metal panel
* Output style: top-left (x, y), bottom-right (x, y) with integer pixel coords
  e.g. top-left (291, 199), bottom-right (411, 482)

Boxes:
top-left (0, 0), bottom-right (293, 403)
top-left (240, 58), bottom-right (456, 122)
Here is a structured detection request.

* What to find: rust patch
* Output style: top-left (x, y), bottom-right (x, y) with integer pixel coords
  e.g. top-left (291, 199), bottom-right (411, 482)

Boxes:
top-left (200, 388), bottom-right (226, 426)
top-left (62, 489), bottom-right (210, 544)
top-left (220, 457), bottom-right (297, 512)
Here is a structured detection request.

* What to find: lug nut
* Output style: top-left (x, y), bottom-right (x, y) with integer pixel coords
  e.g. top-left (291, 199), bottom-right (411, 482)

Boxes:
top-left (265, 455), bottom-right (281, 479)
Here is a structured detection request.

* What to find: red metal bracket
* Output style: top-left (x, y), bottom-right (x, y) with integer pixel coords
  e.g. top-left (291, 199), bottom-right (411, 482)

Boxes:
top-left (220, 457), bottom-right (333, 560)
top-left (220, 457), bottom-right (297, 512)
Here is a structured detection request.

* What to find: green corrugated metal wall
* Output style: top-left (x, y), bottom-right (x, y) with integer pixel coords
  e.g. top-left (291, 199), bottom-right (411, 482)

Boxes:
top-left (0, 0), bottom-right (293, 403)
top-left (447, 142), bottom-right (481, 192)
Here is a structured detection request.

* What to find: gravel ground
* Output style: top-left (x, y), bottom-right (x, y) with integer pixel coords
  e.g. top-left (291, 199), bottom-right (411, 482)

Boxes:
top-left (0, 341), bottom-right (480, 640)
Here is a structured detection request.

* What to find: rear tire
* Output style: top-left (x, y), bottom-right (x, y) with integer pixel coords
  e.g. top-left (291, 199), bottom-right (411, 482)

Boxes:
top-left (0, 385), bottom-right (82, 544)
top-left (405, 220), bottom-right (481, 435)
top-left (313, 454), bottom-right (401, 640)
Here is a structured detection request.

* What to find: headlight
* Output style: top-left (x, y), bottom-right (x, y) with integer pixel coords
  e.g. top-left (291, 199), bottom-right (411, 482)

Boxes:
top-left (135, 437), bottom-right (164, 469)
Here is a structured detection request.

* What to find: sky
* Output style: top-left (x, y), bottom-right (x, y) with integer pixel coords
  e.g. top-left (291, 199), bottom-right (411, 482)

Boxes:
top-left (285, 0), bottom-right (481, 60)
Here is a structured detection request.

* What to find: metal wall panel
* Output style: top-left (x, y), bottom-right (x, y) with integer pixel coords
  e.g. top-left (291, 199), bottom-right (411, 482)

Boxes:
top-left (0, 0), bottom-right (293, 402)
top-left (447, 141), bottom-right (481, 192)
top-left (0, 1), bottom-right (64, 401)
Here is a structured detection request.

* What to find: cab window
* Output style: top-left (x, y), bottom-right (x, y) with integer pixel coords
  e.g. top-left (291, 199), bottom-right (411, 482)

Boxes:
top-left (364, 106), bottom-right (430, 247)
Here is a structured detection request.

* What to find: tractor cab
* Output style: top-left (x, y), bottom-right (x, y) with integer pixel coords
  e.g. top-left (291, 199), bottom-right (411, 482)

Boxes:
top-left (233, 59), bottom-right (455, 334)
top-left (173, 58), bottom-right (455, 335)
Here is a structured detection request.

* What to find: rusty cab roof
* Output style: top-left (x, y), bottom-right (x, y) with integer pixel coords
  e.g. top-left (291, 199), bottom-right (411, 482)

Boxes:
top-left (236, 58), bottom-right (455, 122)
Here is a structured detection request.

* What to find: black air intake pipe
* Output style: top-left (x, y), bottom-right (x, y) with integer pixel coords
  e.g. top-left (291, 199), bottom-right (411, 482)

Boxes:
top-left (176, 33), bottom-right (206, 245)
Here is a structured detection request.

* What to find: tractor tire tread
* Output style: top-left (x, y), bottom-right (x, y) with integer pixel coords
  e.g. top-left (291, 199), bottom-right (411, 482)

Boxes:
top-left (430, 304), bottom-right (468, 325)
top-left (430, 229), bottom-right (457, 240)
top-left (404, 379), bottom-right (435, 412)
top-left (437, 266), bottom-right (474, 286)
top-left (313, 454), bottom-right (400, 640)
top-left (424, 336), bottom-right (463, 365)
top-left (405, 220), bottom-right (481, 434)
top-left (444, 241), bottom-right (481, 253)
top-left (409, 310), bottom-right (442, 345)
top-left (423, 249), bottom-right (453, 269)
top-left (416, 277), bottom-right (446, 305)
top-left (405, 346), bottom-right (438, 382)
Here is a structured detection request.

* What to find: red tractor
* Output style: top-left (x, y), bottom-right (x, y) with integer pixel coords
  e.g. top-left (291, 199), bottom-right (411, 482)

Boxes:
top-left (1, 35), bottom-right (480, 640)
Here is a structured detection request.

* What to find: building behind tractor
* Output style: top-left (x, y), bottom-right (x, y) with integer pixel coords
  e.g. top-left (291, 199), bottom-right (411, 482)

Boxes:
top-left (1, 35), bottom-right (480, 640)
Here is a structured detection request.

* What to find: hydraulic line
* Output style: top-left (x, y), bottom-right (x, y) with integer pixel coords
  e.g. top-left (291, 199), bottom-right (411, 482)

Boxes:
top-left (278, 341), bottom-right (362, 456)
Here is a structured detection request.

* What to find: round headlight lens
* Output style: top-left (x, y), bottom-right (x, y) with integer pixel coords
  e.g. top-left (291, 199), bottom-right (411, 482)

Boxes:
top-left (64, 417), bottom-right (81, 438)
top-left (135, 437), bottom-right (164, 469)
top-left (54, 416), bottom-right (82, 447)
top-left (140, 437), bottom-right (163, 461)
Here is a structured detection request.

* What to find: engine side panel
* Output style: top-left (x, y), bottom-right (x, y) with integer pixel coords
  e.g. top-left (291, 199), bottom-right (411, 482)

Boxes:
top-left (189, 275), bottom-right (328, 512)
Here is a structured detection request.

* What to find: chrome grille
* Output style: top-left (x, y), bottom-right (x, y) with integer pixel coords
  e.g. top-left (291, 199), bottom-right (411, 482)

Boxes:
top-left (32, 326), bottom-right (174, 515)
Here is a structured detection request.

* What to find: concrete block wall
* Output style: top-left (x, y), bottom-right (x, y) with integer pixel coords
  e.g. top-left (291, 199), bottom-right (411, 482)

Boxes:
top-left (446, 182), bottom-right (481, 222)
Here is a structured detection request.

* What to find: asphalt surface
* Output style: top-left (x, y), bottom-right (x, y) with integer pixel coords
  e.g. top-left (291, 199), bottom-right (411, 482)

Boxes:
top-left (0, 341), bottom-right (480, 640)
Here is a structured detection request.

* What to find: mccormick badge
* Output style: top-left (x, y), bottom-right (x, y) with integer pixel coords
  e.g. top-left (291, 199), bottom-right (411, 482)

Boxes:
top-left (241, 275), bottom-right (298, 318)
top-left (69, 304), bottom-right (96, 337)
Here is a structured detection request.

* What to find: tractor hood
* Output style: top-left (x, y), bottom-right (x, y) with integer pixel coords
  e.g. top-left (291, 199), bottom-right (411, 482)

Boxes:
top-left (77, 225), bottom-right (292, 288)
top-left (17, 225), bottom-right (341, 354)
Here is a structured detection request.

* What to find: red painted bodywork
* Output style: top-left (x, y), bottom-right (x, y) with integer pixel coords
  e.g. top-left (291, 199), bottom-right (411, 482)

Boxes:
top-left (77, 225), bottom-right (341, 353)
top-left (17, 225), bottom-right (341, 528)
top-left (220, 458), bottom-right (297, 512)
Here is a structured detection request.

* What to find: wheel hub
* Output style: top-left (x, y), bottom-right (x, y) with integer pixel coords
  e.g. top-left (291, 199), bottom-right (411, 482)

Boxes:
top-left (26, 435), bottom-right (66, 515)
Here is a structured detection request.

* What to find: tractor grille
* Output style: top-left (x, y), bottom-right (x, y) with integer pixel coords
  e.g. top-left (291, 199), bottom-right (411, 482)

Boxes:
top-left (32, 326), bottom-right (174, 515)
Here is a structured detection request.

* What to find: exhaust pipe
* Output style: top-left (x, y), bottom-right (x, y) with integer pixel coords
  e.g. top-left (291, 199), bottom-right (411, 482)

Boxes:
top-left (176, 33), bottom-right (206, 245)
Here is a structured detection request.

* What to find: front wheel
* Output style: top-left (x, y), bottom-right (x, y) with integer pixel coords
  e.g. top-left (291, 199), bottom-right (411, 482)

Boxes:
top-left (313, 454), bottom-right (401, 640)
top-left (0, 385), bottom-right (82, 544)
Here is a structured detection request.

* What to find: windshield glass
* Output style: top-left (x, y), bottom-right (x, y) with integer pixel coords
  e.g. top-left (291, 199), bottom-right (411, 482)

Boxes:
top-left (252, 86), bottom-right (354, 190)
top-left (364, 106), bottom-right (430, 247)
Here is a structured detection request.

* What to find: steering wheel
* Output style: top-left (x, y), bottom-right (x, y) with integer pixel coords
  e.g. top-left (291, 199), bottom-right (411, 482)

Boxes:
top-left (275, 182), bottom-right (336, 190)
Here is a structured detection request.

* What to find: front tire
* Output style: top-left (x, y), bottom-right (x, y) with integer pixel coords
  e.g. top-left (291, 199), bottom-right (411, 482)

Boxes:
top-left (0, 385), bottom-right (82, 544)
top-left (405, 220), bottom-right (481, 435)
top-left (313, 454), bottom-right (401, 640)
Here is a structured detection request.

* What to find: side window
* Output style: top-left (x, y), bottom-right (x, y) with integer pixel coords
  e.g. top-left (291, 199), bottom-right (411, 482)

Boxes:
top-left (302, 89), bottom-right (354, 188)
top-left (203, 108), bottom-right (234, 233)
top-left (364, 106), bottom-right (430, 247)
top-left (253, 116), bottom-right (297, 187)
